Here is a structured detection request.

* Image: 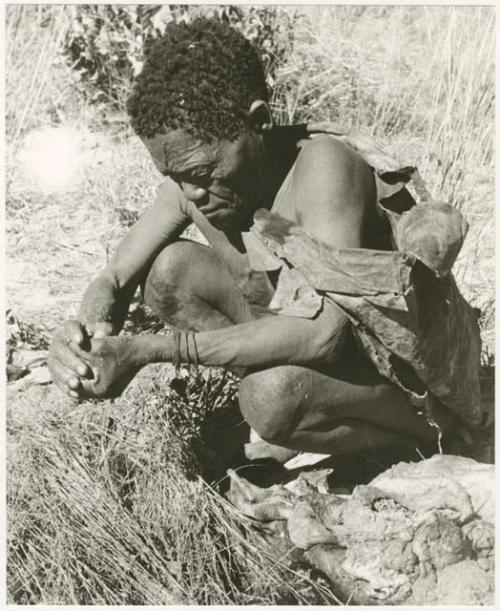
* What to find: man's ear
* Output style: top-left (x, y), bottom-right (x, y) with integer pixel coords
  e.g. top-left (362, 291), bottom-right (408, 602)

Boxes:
top-left (248, 100), bottom-right (274, 133)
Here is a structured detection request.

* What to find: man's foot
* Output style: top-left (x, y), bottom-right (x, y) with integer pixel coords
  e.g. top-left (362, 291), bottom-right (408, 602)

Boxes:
top-left (245, 429), bottom-right (330, 468)
top-left (244, 438), bottom-right (300, 464)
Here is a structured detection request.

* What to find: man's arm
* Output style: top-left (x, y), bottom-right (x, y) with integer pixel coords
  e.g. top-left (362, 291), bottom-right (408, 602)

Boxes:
top-left (292, 134), bottom-right (377, 248)
top-left (78, 179), bottom-right (191, 332)
top-left (48, 178), bottom-right (192, 397)
top-left (149, 304), bottom-right (348, 368)
top-left (78, 137), bottom-right (375, 397)
top-left (77, 299), bottom-right (349, 399)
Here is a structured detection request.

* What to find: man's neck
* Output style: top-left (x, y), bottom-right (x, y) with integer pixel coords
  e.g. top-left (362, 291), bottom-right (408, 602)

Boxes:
top-left (261, 126), bottom-right (303, 200)
top-left (221, 126), bottom-right (304, 251)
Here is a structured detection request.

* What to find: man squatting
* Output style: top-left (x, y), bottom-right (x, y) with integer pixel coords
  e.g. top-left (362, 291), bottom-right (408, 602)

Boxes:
top-left (48, 19), bottom-right (482, 459)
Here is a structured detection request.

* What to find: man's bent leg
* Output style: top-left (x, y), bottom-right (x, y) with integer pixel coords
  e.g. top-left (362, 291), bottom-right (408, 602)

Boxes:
top-left (239, 342), bottom-right (455, 456)
top-left (142, 240), bottom-right (302, 464)
top-left (142, 240), bottom-right (256, 331)
top-left (142, 241), bottom-right (454, 458)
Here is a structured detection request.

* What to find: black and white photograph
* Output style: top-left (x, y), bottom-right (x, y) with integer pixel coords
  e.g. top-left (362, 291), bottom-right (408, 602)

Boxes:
top-left (4, 3), bottom-right (495, 606)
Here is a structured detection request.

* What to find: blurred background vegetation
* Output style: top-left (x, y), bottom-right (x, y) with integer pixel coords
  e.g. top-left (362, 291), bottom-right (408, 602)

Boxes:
top-left (5, 4), bottom-right (495, 605)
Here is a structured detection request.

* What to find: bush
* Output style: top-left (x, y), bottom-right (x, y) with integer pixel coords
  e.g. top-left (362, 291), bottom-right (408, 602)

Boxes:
top-left (62, 5), bottom-right (298, 108)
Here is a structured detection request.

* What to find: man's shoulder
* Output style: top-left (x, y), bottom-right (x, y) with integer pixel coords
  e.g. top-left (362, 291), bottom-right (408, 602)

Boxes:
top-left (295, 134), bottom-right (369, 176)
top-left (293, 133), bottom-right (372, 186)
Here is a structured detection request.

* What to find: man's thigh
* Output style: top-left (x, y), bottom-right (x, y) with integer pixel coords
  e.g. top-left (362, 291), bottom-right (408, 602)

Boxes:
top-left (142, 239), bottom-right (269, 331)
top-left (240, 335), bottom-right (454, 449)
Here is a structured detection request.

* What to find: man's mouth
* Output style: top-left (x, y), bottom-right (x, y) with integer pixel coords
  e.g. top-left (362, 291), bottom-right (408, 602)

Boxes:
top-left (198, 192), bottom-right (239, 213)
top-left (203, 207), bottom-right (235, 221)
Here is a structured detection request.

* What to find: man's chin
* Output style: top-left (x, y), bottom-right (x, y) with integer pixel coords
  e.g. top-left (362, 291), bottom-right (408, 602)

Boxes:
top-left (207, 217), bottom-right (231, 230)
top-left (204, 208), bottom-right (237, 228)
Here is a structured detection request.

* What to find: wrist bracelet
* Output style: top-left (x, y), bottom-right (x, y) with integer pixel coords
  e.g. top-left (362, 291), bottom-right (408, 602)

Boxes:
top-left (172, 329), bottom-right (182, 377)
top-left (171, 329), bottom-right (199, 377)
top-left (186, 331), bottom-right (199, 375)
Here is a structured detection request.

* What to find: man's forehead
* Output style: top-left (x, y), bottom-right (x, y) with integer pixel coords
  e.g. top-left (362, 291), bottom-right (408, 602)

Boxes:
top-left (142, 130), bottom-right (216, 174)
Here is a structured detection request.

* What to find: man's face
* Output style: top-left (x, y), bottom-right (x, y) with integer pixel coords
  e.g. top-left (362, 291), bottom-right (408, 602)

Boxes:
top-left (142, 128), bottom-right (265, 229)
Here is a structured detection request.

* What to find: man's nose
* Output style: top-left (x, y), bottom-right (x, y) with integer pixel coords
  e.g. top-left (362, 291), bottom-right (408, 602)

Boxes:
top-left (181, 182), bottom-right (209, 203)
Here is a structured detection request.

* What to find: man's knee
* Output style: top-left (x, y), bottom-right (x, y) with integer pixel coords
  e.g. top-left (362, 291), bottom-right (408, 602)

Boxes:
top-left (142, 240), bottom-right (202, 320)
top-left (239, 366), bottom-right (310, 445)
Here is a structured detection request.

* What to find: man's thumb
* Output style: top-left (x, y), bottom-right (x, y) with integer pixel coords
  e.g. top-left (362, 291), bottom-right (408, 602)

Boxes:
top-left (91, 322), bottom-right (114, 339)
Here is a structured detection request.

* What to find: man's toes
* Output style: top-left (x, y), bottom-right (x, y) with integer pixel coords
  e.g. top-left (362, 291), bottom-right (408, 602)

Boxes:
top-left (244, 439), bottom-right (299, 463)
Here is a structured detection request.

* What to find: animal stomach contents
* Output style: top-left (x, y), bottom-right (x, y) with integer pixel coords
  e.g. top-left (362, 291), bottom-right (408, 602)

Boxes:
top-left (226, 454), bottom-right (494, 605)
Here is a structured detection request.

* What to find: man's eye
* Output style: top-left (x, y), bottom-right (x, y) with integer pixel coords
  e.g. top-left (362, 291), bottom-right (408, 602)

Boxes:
top-left (182, 173), bottom-right (211, 186)
top-left (191, 167), bottom-right (213, 179)
top-left (167, 167), bottom-right (213, 187)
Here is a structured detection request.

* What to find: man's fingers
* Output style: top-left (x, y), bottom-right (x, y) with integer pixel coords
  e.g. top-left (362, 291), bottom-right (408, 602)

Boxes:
top-left (51, 338), bottom-right (90, 378)
top-left (61, 346), bottom-right (90, 378)
top-left (91, 322), bottom-right (114, 339)
top-left (80, 377), bottom-right (99, 396)
top-left (64, 320), bottom-right (86, 346)
top-left (67, 342), bottom-right (100, 383)
top-left (50, 359), bottom-right (80, 389)
top-left (48, 358), bottom-right (82, 398)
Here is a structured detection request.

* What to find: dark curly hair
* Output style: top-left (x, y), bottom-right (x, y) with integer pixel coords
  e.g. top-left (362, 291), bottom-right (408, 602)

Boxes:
top-left (127, 17), bottom-right (269, 142)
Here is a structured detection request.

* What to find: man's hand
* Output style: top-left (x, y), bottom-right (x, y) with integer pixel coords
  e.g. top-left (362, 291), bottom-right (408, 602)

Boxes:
top-left (77, 336), bottom-right (142, 399)
top-left (48, 320), bottom-right (114, 398)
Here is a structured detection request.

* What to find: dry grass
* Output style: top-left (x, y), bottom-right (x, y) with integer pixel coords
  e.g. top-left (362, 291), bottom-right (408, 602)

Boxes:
top-left (8, 370), bottom-right (336, 605)
top-left (5, 5), bottom-right (495, 605)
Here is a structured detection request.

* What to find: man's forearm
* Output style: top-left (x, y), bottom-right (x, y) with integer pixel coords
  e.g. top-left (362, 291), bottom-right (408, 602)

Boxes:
top-left (76, 180), bottom-right (192, 336)
top-left (78, 272), bottom-right (136, 334)
top-left (136, 309), bottom-right (348, 371)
